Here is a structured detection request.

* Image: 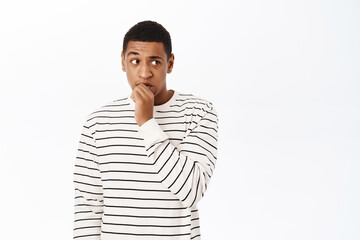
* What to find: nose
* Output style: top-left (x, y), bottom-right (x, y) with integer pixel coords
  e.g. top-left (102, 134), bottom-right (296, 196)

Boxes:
top-left (138, 61), bottom-right (152, 79)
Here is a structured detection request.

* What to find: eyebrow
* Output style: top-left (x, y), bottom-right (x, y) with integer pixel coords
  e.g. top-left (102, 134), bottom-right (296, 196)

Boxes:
top-left (149, 56), bottom-right (163, 60)
top-left (127, 51), bottom-right (139, 56)
top-left (127, 51), bottom-right (164, 60)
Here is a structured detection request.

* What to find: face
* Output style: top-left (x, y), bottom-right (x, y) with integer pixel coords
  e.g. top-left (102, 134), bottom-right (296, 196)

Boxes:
top-left (121, 41), bottom-right (174, 102)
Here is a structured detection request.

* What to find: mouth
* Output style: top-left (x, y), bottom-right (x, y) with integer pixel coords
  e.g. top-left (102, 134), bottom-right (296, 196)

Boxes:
top-left (136, 82), bottom-right (154, 92)
top-left (140, 83), bottom-right (153, 89)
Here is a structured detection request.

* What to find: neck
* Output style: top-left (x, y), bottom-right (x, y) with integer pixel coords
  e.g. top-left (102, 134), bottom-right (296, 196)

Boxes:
top-left (154, 89), bottom-right (174, 106)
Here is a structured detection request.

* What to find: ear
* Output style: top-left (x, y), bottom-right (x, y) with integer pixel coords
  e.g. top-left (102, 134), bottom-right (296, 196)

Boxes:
top-left (167, 53), bottom-right (175, 74)
top-left (121, 51), bottom-right (126, 72)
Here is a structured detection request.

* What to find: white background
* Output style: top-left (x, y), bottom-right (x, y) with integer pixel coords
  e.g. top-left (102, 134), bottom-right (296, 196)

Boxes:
top-left (0, 0), bottom-right (359, 239)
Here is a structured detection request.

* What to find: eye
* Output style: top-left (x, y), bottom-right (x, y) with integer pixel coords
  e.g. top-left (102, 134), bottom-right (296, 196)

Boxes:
top-left (131, 59), bottom-right (139, 64)
top-left (151, 60), bottom-right (160, 66)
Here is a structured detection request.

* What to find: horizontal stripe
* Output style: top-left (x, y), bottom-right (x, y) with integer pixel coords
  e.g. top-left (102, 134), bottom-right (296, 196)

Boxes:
top-left (103, 187), bottom-right (171, 192)
top-left (73, 233), bottom-right (101, 239)
top-left (191, 234), bottom-right (201, 239)
top-left (103, 213), bottom-right (191, 219)
top-left (101, 178), bottom-right (160, 183)
top-left (73, 225), bottom-right (100, 231)
top-left (102, 221), bottom-right (191, 228)
top-left (103, 196), bottom-right (178, 201)
top-left (101, 230), bottom-right (191, 237)
top-left (104, 205), bottom-right (186, 210)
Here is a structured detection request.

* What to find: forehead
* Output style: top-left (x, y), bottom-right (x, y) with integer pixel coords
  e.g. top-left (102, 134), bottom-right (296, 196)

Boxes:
top-left (125, 41), bottom-right (167, 58)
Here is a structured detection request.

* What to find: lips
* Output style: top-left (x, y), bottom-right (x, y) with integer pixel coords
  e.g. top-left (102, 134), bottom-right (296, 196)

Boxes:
top-left (138, 82), bottom-right (152, 89)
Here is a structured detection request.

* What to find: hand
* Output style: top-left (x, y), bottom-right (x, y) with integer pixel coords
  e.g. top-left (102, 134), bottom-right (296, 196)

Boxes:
top-left (131, 83), bottom-right (154, 126)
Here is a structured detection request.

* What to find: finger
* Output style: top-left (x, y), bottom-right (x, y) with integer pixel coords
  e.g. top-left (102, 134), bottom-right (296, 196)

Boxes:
top-left (139, 84), bottom-right (154, 99)
top-left (137, 84), bottom-right (153, 99)
top-left (131, 90), bottom-right (137, 102)
top-left (133, 85), bottom-right (148, 100)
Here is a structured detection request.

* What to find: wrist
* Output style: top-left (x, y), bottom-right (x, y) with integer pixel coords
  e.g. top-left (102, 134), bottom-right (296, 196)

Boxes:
top-left (138, 117), bottom-right (153, 127)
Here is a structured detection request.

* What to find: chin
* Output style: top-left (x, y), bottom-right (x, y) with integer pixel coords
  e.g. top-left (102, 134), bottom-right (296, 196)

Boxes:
top-left (150, 87), bottom-right (156, 95)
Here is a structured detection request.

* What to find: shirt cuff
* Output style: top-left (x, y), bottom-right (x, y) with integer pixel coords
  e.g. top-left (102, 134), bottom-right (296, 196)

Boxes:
top-left (137, 118), bottom-right (169, 149)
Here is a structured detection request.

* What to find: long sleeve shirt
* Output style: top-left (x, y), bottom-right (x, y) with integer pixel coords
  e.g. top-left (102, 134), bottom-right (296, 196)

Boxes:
top-left (73, 89), bottom-right (219, 240)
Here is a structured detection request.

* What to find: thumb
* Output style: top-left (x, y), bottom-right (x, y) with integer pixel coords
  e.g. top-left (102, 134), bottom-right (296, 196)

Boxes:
top-left (131, 91), bottom-right (136, 102)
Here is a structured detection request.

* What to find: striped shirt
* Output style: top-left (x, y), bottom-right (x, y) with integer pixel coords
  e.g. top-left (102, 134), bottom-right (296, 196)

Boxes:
top-left (73, 89), bottom-right (219, 240)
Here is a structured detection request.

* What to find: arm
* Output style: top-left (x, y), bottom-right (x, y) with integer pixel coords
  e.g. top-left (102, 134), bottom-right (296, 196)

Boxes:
top-left (138, 104), bottom-right (219, 208)
top-left (73, 120), bottom-right (103, 239)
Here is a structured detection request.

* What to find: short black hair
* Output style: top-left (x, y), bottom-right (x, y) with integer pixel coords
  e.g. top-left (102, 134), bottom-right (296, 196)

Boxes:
top-left (123, 20), bottom-right (172, 59)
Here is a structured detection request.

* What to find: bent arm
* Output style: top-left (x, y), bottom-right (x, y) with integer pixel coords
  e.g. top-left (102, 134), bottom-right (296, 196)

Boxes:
top-left (138, 105), bottom-right (218, 208)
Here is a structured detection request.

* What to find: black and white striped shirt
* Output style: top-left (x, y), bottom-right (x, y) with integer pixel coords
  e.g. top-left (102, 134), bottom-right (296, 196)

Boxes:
top-left (73, 89), bottom-right (219, 240)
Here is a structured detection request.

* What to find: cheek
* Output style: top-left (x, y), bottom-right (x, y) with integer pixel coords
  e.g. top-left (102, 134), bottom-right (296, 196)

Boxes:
top-left (126, 69), bottom-right (136, 79)
top-left (126, 72), bottom-right (136, 88)
top-left (157, 67), bottom-right (168, 77)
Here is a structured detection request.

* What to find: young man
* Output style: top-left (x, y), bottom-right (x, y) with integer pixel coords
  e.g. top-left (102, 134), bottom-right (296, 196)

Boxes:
top-left (73, 20), bottom-right (219, 240)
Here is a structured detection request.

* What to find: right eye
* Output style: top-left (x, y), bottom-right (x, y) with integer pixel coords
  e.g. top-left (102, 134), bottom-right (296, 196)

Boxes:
top-left (131, 59), bottom-right (139, 64)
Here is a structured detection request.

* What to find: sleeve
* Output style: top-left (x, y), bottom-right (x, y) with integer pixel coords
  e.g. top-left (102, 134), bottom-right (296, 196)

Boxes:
top-left (137, 104), bottom-right (219, 209)
top-left (73, 120), bottom-right (103, 239)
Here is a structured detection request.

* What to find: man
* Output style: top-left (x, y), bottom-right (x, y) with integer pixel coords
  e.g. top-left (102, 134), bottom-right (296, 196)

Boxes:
top-left (73, 20), bottom-right (219, 240)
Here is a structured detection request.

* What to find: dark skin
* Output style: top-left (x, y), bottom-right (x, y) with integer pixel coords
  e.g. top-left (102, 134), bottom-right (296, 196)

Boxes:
top-left (121, 41), bottom-right (175, 126)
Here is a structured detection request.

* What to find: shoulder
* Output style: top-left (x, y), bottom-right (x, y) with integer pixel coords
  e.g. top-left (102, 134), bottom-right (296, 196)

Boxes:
top-left (82, 96), bottom-right (130, 127)
top-left (176, 91), bottom-right (217, 117)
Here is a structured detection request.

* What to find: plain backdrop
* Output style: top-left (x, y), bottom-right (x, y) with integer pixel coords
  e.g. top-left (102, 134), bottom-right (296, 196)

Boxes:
top-left (0, 0), bottom-right (359, 239)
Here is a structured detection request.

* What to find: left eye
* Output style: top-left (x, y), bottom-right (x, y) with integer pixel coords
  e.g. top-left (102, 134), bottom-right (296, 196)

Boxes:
top-left (151, 60), bottom-right (159, 65)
